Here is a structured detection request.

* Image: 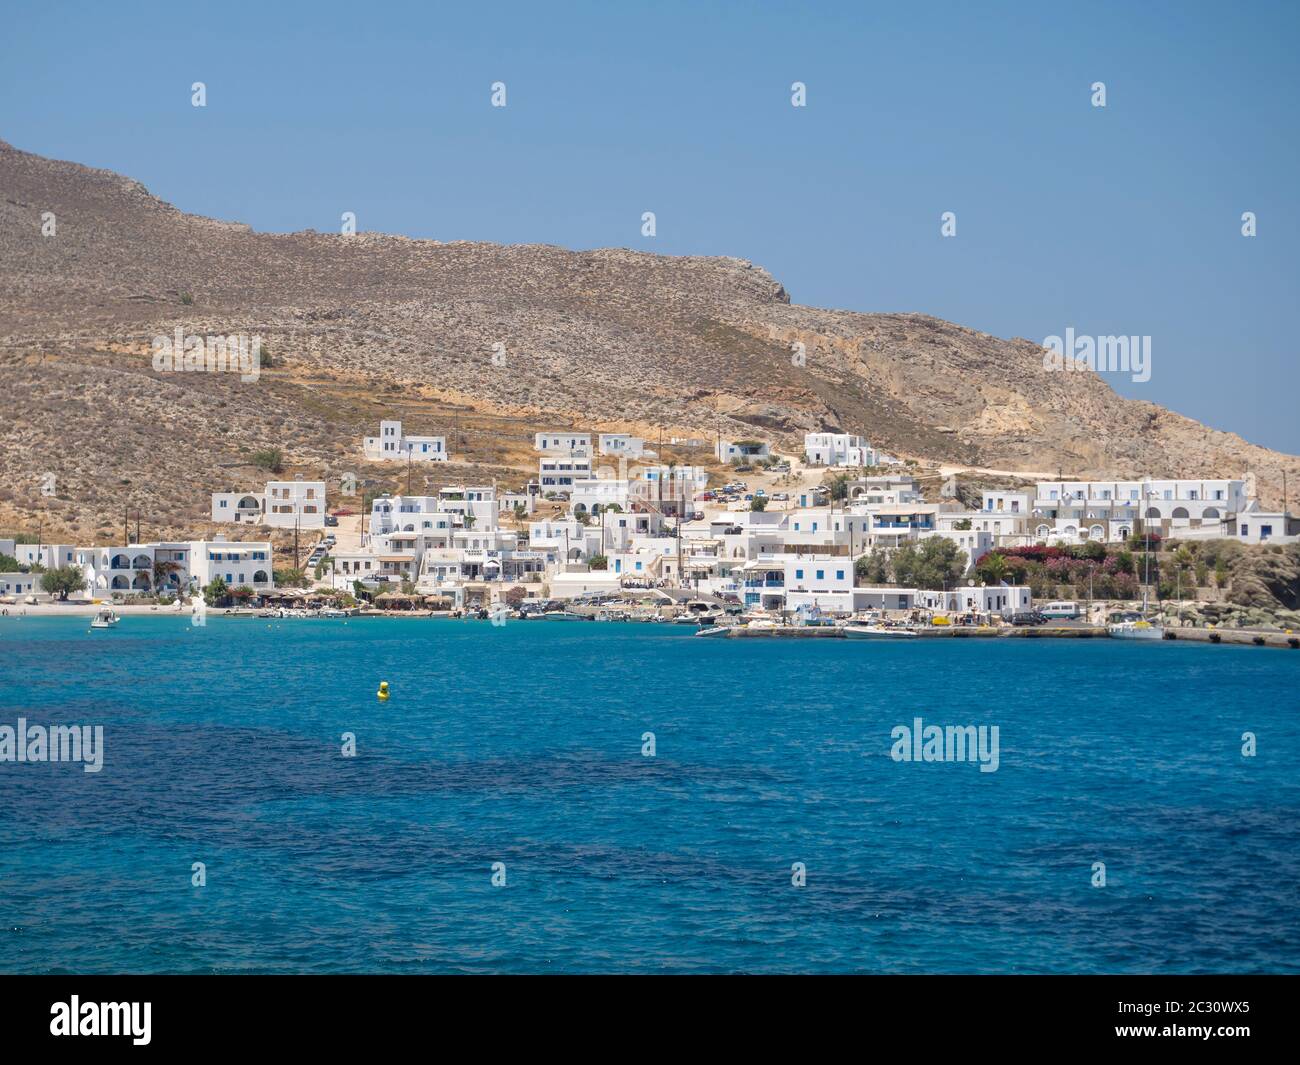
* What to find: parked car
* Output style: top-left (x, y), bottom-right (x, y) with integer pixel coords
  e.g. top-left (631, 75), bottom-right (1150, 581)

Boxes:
top-left (1010, 611), bottom-right (1045, 626)
top-left (324, 515), bottom-right (339, 527)
top-left (772, 492), bottom-right (789, 501)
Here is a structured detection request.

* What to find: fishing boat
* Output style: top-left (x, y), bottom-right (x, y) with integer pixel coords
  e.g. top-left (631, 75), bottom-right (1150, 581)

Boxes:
top-left (89, 607), bottom-right (119, 630)
top-left (842, 623), bottom-right (917, 639)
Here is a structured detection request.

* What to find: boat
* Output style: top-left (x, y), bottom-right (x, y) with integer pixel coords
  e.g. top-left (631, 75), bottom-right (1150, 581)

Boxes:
top-left (693, 623), bottom-right (733, 637)
top-left (1107, 617), bottom-right (1164, 640)
top-left (842, 623), bottom-right (917, 639)
top-left (746, 618), bottom-right (778, 630)
top-left (1107, 508), bottom-right (1165, 640)
top-left (89, 608), bottom-right (119, 630)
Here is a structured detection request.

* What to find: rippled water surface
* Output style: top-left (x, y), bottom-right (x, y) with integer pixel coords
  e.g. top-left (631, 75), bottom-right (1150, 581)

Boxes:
top-left (1, 615), bottom-right (1296, 973)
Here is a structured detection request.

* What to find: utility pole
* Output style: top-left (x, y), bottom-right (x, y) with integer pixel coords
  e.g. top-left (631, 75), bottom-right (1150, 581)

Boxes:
top-left (406, 445), bottom-right (412, 495)
top-left (294, 516), bottom-right (300, 571)
top-left (135, 511), bottom-right (141, 546)
top-left (124, 505), bottom-right (129, 547)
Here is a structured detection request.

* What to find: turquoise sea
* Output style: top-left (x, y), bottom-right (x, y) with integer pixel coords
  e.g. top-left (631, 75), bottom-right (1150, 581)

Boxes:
top-left (1, 615), bottom-right (1297, 974)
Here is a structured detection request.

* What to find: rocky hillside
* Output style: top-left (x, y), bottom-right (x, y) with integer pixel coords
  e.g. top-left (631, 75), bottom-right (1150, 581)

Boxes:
top-left (2, 137), bottom-right (1297, 544)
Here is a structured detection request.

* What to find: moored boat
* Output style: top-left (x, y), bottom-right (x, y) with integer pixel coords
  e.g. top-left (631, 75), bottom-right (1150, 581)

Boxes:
top-left (1107, 618), bottom-right (1165, 640)
top-left (842, 623), bottom-right (917, 639)
top-left (89, 607), bottom-right (119, 630)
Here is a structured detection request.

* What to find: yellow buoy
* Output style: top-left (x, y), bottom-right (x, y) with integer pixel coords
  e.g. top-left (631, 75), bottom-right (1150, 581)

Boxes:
top-left (377, 680), bottom-right (390, 701)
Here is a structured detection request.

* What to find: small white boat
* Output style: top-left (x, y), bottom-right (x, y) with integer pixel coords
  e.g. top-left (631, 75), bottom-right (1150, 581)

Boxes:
top-left (89, 608), bottom-right (120, 630)
top-left (1107, 618), bottom-right (1165, 640)
top-left (842, 623), bottom-right (917, 639)
top-left (693, 623), bottom-right (733, 637)
top-left (746, 618), bottom-right (778, 630)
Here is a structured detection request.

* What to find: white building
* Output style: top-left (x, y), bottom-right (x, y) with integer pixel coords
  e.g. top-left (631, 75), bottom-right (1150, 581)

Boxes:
top-left (539, 453), bottom-right (594, 495)
top-left (211, 480), bottom-right (326, 529)
top-left (716, 439), bottom-right (770, 464)
top-left (1227, 503), bottom-right (1300, 545)
top-left (804, 432), bottom-right (895, 468)
top-left (534, 431), bottom-right (591, 455)
top-left (918, 585), bottom-right (1033, 616)
top-left (571, 477), bottom-right (631, 515)
top-left (598, 434), bottom-right (648, 458)
top-left (0, 573), bottom-right (41, 597)
top-left (1031, 478), bottom-right (1249, 543)
top-left (187, 537), bottom-right (274, 591)
top-left (363, 419), bottom-right (448, 462)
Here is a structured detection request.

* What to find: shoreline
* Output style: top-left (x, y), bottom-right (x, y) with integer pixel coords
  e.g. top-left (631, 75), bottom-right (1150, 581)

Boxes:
top-left (4, 604), bottom-right (1299, 649)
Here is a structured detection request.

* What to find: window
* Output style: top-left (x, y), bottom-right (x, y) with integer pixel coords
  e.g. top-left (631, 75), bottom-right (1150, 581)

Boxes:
top-left (815, 569), bottom-right (824, 580)
top-left (836, 570), bottom-right (844, 580)
top-left (795, 569), bottom-right (804, 580)
top-left (1261, 525), bottom-right (1273, 539)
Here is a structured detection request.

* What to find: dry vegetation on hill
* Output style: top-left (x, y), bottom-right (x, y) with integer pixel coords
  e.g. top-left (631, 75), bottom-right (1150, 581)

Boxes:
top-left (2, 137), bottom-right (1297, 545)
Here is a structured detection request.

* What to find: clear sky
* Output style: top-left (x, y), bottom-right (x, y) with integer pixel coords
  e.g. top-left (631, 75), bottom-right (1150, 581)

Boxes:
top-left (4, 0), bottom-right (1297, 452)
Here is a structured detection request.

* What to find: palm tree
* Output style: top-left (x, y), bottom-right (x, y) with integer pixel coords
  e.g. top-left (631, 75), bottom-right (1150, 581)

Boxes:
top-left (153, 558), bottom-right (181, 595)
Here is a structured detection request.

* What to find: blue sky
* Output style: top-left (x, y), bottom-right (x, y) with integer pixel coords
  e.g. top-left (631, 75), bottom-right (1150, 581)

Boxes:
top-left (4, 0), bottom-right (1297, 452)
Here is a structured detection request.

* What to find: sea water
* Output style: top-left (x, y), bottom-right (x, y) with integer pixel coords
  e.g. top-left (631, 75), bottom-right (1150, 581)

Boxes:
top-left (0, 616), bottom-right (1296, 973)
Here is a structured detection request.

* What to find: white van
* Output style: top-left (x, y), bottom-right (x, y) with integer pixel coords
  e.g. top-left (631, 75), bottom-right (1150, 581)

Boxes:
top-left (1041, 600), bottom-right (1081, 619)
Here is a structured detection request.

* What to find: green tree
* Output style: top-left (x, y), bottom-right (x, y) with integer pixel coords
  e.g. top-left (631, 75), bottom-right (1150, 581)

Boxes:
top-left (892, 538), bottom-right (966, 590)
top-left (975, 551), bottom-right (1009, 585)
top-left (0, 552), bottom-right (19, 572)
top-left (153, 558), bottom-right (181, 593)
top-left (39, 566), bottom-right (86, 601)
top-left (826, 473), bottom-right (851, 503)
top-left (203, 576), bottom-right (228, 606)
top-left (854, 547), bottom-right (891, 585)
top-left (274, 567), bottom-right (308, 588)
top-left (589, 554), bottom-right (609, 570)
top-left (750, 496), bottom-right (767, 512)
top-left (252, 448), bottom-right (284, 474)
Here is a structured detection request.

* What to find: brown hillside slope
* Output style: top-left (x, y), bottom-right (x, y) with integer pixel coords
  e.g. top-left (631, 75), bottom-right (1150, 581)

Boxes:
top-left (1, 138), bottom-right (1296, 543)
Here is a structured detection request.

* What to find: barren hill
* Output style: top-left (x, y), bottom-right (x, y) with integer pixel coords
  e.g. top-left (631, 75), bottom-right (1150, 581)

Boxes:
top-left (1, 137), bottom-right (1295, 544)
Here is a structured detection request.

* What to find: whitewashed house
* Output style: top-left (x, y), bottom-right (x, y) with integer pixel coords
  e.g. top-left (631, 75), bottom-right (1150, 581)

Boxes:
top-left (716, 439), bottom-right (770, 464)
top-left (187, 538), bottom-right (274, 591)
top-left (804, 432), bottom-right (895, 468)
top-left (1228, 503), bottom-right (1300, 545)
top-left (918, 584), bottom-right (1033, 616)
top-left (211, 480), bottom-right (326, 529)
top-left (534, 431), bottom-right (591, 455)
top-left (539, 453), bottom-right (594, 495)
top-left (598, 434), bottom-right (648, 458)
top-left (570, 477), bottom-right (631, 515)
top-left (783, 555), bottom-right (855, 614)
top-left (363, 419), bottom-right (448, 462)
